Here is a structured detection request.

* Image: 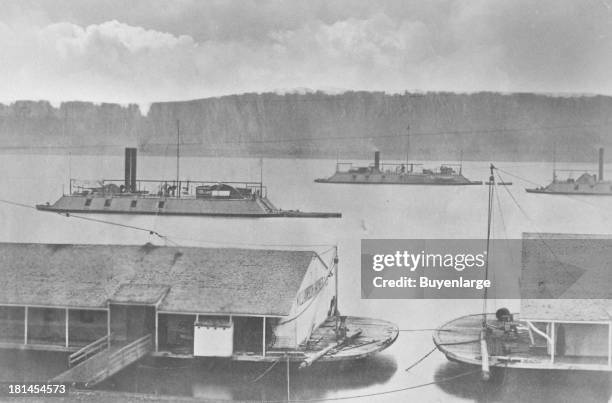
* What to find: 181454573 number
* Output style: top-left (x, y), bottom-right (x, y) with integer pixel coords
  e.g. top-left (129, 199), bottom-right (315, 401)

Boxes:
top-left (3, 383), bottom-right (68, 396)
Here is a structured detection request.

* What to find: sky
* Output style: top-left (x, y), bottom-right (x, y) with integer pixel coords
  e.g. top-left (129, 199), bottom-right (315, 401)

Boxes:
top-left (0, 0), bottom-right (611, 106)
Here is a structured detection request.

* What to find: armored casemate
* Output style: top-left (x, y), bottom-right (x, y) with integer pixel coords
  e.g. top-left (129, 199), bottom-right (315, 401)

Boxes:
top-left (36, 148), bottom-right (341, 218)
top-left (315, 151), bottom-right (482, 185)
top-left (526, 148), bottom-right (612, 195)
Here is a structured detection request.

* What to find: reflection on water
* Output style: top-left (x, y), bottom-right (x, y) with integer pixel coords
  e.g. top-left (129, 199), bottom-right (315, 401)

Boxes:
top-left (95, 355), bottom-right (398, 401)
top-left (435, 362), bottom-right (612, 403)
top-left (0, 155), bottom-right (611, 401)
top-left (0, 350), bottom-right (68, 382)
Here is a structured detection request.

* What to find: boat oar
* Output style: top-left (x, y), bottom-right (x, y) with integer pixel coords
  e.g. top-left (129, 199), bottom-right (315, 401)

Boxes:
top-left (299, 329), bottom-right (362, 368)
top-left (299, 343), bottom-right (339, 369)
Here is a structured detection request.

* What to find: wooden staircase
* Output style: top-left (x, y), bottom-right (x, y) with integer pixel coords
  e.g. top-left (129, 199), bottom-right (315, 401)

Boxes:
top-left (51, 334), bottom-right (153, 387)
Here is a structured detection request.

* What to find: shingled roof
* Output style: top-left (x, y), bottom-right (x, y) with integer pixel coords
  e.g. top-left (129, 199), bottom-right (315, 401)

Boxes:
top-left (520, 233), bottom-right (612, 321)
top-left (0, 243), bottom-right (318, 316)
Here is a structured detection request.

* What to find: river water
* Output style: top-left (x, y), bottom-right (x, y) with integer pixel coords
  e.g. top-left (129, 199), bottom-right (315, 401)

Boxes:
top-left (0, 154), bottom-right (610, 402)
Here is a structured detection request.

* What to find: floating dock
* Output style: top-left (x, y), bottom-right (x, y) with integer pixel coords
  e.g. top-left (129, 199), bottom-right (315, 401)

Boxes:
top-left (434, 313), bottom-right (611, 371)
top-left (435, 233), bottom-right (612, 373)
top-left (0, 243), bottom-right (398, 387)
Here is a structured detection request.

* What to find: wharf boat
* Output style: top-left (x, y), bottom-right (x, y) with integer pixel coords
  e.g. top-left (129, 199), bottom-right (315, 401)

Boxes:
top-left (526, 148), bottom-right (612, 195)
top-left (36, 148), bottom-right (341, 218)
top-left (434, 168), bottom-right (612, 377)
top-left (315, 152), bottom-right (483, 185)
top-left (434, 309), bottom-right (611, 373)
top-left (0, 243), bottom-right (398, 387)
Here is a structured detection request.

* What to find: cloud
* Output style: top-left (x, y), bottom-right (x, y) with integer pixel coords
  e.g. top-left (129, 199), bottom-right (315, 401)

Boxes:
top-left (0, 0), bottom-right (610, 105)
top-left (0, 20), bottom-right (200, 104)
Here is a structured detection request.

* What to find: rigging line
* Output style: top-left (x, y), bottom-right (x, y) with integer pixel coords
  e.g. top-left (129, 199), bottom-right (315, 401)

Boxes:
top-left (316, 246), bottom-right (338, 258)
top-left (494, 174), bottom-right (509, 240)
top-left (495, 167), bottom-right (543, 187)
top-left (494, 175), bottom-right (589, 296)
top-left (499, 165), bottom-right (612, 213)
top-left (496, 179), bottom-right (534, 228)
top-left (488, 179), bottom-right (514, 305)
top-left (492, 173), bottom-right (517, 302)
top-left (495, 163), bottom-right (555, 169)
top-left (498, 165), bottom-right (612, 213)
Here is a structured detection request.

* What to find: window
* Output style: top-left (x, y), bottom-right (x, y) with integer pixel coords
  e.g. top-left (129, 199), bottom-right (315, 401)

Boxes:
top-left (84, 199), bottom-right (92, 207)
top-left (104, 199), bottom-right (112, 207)
top-left (130, 200), bottom-right (137, 208)
top-left (158, 201), bottom-right (165, 209)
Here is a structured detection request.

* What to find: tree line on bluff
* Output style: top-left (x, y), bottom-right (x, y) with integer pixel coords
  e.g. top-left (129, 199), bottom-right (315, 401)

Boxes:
top-left (0, 91), bottom-right (610, 161)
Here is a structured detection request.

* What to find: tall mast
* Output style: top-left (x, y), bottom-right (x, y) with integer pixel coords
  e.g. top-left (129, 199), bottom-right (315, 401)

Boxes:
top-left (405, 125), bottom-right (410, 165)
top-left (259, 157), bottom-right (263, 196)
top-left (333, 247), bottom-right (339, 316)
top-left (482, 163), bottom-right (495, 327)
top-left (64, 106), bottom-right (71, 194)
top-left (336, 149), bottom-right (339, 172)
top-left (176, 119), bottom-right (180, 197)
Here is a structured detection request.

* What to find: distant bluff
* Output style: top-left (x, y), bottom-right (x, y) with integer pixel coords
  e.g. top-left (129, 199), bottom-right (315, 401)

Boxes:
top-left (1, 91), bottom-right (611, 161)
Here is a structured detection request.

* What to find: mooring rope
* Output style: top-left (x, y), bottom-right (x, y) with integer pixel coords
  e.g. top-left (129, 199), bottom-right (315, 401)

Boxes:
top-left (404, 347), bottom-right (438, 371)
top-left (0, 197), bottom-right (169, 240)
top-left (59, 212), bottom-right (166, 238)
top-left (250, 359), bottom-right (281, 383)
top-left (404, 338), bottom-right (481, 372)
top-left (0, 198), bottom-right (37, 210)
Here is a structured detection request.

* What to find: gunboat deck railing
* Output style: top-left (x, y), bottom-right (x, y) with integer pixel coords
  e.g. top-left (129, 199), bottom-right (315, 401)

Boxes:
top-left (335, 161), bottom-right (461, 175)
top-left (68, 179), bottom-right (267, 199)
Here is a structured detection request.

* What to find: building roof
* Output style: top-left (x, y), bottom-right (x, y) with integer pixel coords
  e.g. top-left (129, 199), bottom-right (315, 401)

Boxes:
top-left (520, 233), bottom-right (612, 321)
top-left (110, 284), bottom-right (170, 305)
top-left (0, 243), bottom-right (319, 316)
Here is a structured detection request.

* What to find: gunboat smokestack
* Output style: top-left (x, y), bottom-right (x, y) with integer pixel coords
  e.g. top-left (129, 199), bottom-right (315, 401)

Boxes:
top-left (374, 151), bottom-right (380, 171)
top-left (124, 147), bottom-right (137, 192)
